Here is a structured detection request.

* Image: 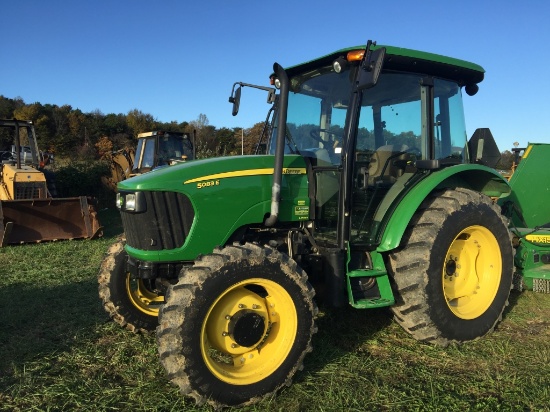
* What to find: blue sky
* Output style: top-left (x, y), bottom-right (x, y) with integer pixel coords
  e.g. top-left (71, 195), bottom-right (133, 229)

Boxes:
top-left (2, 0), bottom-right (549, 152)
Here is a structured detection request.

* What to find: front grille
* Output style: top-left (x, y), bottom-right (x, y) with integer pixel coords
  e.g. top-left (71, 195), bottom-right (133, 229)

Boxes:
top-left (533, 278), bottom-right (550, 294)
top-left (121, 191), bottom-right (194, 251)
top-left (15, 182), bottom-right (46, 199)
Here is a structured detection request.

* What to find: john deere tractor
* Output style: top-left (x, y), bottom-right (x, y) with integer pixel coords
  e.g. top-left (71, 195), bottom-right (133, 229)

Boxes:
top-left (98, 41), bottom-right (550, 407)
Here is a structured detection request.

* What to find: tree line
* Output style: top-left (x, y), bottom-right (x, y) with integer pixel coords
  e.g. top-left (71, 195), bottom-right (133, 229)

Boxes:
top-left (0, 95), bottom-right (267, 160)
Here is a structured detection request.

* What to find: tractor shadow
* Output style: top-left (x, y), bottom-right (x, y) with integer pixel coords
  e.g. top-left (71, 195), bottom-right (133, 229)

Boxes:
top-left (298, 302), bottom-right (394, 380)
top-left (0, 278), bottom-right (107, 385)
top-left (500, 288), bottom-right (523, 321)
top-left (297, 286), bottom-right (525, 383)
top-left (0, 209), bottom-right (123, 390)
top-left (97, 207), bottom-right (124, 238)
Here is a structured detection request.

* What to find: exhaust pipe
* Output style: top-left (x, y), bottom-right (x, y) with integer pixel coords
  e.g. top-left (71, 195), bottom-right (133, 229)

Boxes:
top-left (264, 63), bottom-right (289, 227)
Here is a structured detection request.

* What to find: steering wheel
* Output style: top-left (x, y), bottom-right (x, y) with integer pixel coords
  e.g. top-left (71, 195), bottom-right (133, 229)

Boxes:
top-left (406, 147), bottom-right (422, 157)
top-left (309, 128), bottom-right (342, 147)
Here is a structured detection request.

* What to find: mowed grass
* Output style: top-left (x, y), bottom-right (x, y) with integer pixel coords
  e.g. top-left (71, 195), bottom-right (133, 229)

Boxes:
top-left (1, 208), bottom-right (549, 411)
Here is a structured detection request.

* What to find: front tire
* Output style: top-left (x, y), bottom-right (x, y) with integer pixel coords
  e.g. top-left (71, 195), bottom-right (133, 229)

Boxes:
top-left (157, 243), bottom-right (317, 408)
top-left (388, 188), bottom-right (513, 346)
top-left (98, 240), bottom-right (162, 333)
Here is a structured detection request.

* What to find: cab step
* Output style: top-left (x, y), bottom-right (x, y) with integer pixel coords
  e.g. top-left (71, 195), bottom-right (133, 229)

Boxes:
top-left (346, 269), bottom-right (395, 309)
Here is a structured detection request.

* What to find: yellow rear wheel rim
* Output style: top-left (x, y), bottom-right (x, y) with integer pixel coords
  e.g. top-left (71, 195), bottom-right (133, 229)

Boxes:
top-left (201, 278), bottom-right (297, 385)
top-left (442, 225), bottom-right (501, 320)
top-left (125, 275), bottom-right (163, 317)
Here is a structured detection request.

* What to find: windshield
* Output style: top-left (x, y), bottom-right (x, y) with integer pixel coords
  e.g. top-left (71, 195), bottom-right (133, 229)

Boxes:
top-left (269, 64), bottom-right (468, 165)
top-left (356, 73), bottom-right (467, 160)
top-left (133, 134), bottom-right (194, 172)
top-left (0, 124), bottom-right (39, 165)
top-left (269, 68), bottom-right (351, 165)
top-left (133, 137), bottom-right (156, 171)
top-left (157, 135), bottom-right (194, 165)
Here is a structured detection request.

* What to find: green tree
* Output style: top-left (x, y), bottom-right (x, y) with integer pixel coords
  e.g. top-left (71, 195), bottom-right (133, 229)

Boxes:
top-left (496, 150), bottom-right (514, 171)
top-left (104, 113), bottom-right (129, 136)
top-left (216, 127), bottom-right (236, 155)
top-left (85, 110), bottom-right (108, 142)
top-left (2, 96), bottom-right (216, 160)
top-left (67, 109), bottom-right (86, 142)
top-left (0, 95), bottom-right (25, 119)
top-left (52, 105), bottom-right (72, 136)
top-left (157, 120), bottom-right (189, 133)
top-left (13, 103), bottom-right (53, 150)
top-left (188, 114), bottom-right (218, 158)
top-left (190, 113), bottom-right (209, 131)
top-left (126, 109), bottom-right (156, 137)
top-left (13, 102), bottom-right (43, 123)
top-left (244, 121), bottom-right (271, 154)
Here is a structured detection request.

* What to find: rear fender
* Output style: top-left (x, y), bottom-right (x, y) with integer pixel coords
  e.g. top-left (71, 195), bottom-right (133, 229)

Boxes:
top-left (376, 165), bottom-right (510, 252)
top-left (500, 143), bottom-right (550, 228)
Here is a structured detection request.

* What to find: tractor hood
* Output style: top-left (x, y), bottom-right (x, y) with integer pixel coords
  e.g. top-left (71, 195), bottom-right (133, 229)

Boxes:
top-left (117, 154), bottom-right (311, 261)
top-left (118, 154), bottom-right (308, 194)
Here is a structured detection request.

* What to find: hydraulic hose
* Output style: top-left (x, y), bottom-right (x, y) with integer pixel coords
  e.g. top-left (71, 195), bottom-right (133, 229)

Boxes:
top-left (265, 63), bottom-right (289, 227)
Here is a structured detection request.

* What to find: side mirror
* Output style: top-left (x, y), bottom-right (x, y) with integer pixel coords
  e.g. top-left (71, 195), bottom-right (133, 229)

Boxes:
top-left (229, 85), bottom-right (242, 116)
top-left (356, 47), bottom-right (386, 90)
top-left (266, 88), bottom-right (276, 104)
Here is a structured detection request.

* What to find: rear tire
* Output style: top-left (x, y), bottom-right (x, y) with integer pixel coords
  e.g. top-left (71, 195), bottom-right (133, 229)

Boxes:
top-left (157, 243), bottom-right (317, 408)
top-left (388, 188), bottom-right (513, 346)
top-left (98, 240), bottom-right (162, 333)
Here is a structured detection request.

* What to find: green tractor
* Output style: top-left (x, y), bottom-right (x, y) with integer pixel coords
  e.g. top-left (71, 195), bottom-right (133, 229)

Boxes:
top-left (98, 41), bottom-right (550, 407)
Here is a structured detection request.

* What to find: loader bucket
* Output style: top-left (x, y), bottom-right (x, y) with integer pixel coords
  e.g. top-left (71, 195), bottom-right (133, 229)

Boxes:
top-left (0, 196), bottom-right (102, 246)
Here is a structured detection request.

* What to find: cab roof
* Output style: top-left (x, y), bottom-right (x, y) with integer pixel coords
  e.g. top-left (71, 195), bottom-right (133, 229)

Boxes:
top-left (285, 44), bottom-right (485, 86)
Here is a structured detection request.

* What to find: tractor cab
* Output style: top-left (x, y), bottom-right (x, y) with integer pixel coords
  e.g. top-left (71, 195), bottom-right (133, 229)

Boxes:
top-left (266, 44), bottom-right (482, 251)
top-left (132, 130), bottom-right (195, 174)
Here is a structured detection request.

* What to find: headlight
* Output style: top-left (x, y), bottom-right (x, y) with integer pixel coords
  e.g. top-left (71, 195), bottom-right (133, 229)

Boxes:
top-left (125, 194), bottom-right (136, 211)
top-left (117, 191), bottom-right (146, 213)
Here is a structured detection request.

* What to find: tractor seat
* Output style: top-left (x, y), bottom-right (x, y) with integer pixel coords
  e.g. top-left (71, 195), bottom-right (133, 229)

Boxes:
top-left (367, 144), bottom-right (409, 186)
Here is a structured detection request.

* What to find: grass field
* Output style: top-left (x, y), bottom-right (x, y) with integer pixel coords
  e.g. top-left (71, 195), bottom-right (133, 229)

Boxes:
top-left (1, 208), bottom-right (549, 411)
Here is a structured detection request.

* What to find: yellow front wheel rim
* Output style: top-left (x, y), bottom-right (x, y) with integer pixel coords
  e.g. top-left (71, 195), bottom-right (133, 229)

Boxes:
top-left (125, 275), bottom-right (163, 317)
top-left (442, 225), bottom-right (501, 320)
top-left (201, 278), bottom-right (297, 385)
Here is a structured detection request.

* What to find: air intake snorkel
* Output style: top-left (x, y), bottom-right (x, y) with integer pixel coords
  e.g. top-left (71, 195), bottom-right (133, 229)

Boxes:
top-left (264, 63), bottom-right (289, 227)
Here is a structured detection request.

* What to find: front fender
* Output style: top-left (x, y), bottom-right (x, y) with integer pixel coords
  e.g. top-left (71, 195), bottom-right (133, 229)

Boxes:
top-left (376, 164), bottom-right (511, 252)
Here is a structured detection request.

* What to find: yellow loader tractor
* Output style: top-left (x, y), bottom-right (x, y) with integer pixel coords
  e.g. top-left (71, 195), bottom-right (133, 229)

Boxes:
top-left (102, 130), bottom-right (195, 192)
top-left (101, 148), bottom-right (135, 192)
top-left (0, 119), bottom-right (102, 245)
